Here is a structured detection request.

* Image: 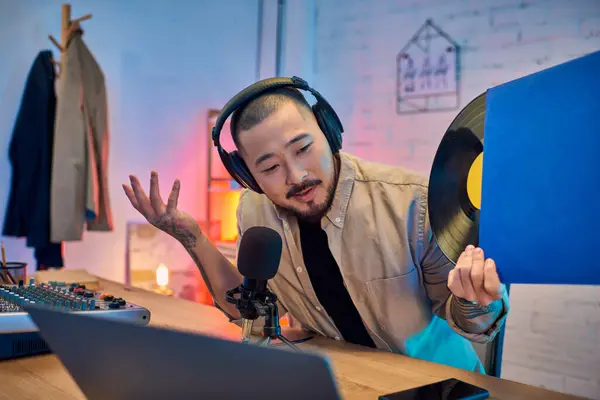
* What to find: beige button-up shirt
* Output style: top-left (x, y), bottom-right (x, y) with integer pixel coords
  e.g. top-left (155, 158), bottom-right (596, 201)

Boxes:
top-left (224, 152), bottom-right (509, 373)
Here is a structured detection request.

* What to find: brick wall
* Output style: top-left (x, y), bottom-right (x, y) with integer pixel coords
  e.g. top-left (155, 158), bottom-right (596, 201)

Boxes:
top-left (283, 0), bottom-right (600, 398)
top-left (502, 285), bottom-right (600, 398)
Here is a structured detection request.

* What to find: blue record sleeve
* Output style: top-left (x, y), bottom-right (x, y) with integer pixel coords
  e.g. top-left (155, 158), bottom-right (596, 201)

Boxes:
top-left (479, 51), bottom-right (600, 285)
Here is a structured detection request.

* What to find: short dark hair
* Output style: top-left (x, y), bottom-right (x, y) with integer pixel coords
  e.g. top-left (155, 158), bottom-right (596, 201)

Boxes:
top-left (230, 87), bottom-right (312, 151)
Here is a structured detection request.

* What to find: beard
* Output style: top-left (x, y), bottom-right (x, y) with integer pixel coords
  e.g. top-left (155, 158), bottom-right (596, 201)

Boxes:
top-left (289, 179), bottom-right (336, 222)
top-left (283, 154), bottom-right (340, 222)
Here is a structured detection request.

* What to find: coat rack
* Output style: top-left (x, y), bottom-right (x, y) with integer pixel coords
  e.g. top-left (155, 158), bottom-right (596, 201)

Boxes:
top-left (47, 3), bottom-right (92, 74)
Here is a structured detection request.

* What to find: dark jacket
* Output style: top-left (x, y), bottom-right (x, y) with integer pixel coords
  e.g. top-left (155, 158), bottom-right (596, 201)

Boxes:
top-left (2, 50), bottom-right (63, 269)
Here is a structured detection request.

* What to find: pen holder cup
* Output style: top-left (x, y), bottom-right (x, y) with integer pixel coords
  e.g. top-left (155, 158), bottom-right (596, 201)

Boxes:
top-left (0, 262), bottom-right (27, 285)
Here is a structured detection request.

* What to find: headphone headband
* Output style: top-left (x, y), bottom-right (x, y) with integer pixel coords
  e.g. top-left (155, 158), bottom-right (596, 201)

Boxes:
top-left (212, 76), bottom-right (323, 146)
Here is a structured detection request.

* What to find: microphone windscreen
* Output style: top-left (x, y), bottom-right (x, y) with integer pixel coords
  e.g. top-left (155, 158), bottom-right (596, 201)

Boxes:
top-left (237, 226), bottom-right (282, 280)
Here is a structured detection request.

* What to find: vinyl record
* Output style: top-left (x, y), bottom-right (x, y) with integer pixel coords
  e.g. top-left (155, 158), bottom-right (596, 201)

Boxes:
top-left (428, 92), bottom-right (486, 264)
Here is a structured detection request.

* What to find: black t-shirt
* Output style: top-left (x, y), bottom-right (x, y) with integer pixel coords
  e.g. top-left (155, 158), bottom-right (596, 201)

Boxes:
top-left (298, 218), bottom-right (376, 348)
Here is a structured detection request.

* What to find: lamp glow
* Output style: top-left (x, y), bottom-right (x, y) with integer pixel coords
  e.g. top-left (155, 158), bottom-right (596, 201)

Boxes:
top-left (156, 263), bottom-right (169, 287)
top-left (154, 263), bottom-right (173, 296)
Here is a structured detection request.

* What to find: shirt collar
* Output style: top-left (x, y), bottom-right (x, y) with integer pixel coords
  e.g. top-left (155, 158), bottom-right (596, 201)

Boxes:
top-left (274, 152), bottom-right (356, 229)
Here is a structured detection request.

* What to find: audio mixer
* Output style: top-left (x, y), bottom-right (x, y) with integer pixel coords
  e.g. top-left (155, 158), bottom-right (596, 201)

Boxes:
top-left (0, 279), bottom-right (151, 360)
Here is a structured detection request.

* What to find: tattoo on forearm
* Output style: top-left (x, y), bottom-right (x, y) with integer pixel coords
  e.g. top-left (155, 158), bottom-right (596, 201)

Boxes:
top-left (465, 304), bottom-right (500, 320)
top-left (152, 214), bottom-right (228, 311)
top-left (153, 214), bottom-right (197, 249)
top-left (185, 248), bottom-right (217, 300)
top-left (455, 298), bottom-right (502, 319)
top-left (453, 297), bottom-right (503, 334)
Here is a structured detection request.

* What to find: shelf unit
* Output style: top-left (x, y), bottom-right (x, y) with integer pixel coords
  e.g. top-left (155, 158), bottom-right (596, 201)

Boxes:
top-left (205, 109), bottom-right (241, 262)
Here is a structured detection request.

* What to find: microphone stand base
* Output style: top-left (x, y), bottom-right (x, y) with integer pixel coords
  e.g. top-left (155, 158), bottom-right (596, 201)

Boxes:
top-left (256, 334), bottom-right (302, 352)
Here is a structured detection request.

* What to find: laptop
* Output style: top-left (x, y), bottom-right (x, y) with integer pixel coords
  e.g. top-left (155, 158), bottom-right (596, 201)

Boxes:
top-left (24, 304), bottom-right (342, 400)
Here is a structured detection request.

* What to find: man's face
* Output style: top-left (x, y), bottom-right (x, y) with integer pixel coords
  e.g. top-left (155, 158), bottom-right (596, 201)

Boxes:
top-left (237, 102), bottom-right (336, 220)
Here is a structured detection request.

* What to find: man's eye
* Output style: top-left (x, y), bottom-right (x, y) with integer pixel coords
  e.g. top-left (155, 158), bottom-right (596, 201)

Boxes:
top-left (298, 143), bottom-right (312, 153)
top-left (262, 165), bottom-right (279, 173)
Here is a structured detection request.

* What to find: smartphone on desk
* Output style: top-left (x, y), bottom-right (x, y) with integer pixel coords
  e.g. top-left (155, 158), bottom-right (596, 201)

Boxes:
top-left (379, 378), bottom-right (489, 400)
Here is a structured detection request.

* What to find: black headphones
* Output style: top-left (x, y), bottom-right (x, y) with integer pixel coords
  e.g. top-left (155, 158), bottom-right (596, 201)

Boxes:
top-left (211, 76), bottom-right (344, 193)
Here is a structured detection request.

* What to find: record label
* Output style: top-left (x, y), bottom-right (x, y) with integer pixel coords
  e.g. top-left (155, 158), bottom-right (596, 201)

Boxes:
top-left (467, 152), bottom-right (483, 210)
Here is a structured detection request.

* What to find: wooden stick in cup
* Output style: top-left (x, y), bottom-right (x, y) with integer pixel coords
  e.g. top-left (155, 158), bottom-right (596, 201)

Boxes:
top-left (0, 242), bottom-right (16, 285)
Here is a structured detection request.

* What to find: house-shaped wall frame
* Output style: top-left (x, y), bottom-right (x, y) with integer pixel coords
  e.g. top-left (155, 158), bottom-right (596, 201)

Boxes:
top-left (396, 19), bottom-right (461, 114)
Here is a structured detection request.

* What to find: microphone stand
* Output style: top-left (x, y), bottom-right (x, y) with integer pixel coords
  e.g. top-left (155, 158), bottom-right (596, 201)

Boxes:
top-left (225, 286), bottom-right (301, 352)
top-left (254, 290), bottom-right (300, 351)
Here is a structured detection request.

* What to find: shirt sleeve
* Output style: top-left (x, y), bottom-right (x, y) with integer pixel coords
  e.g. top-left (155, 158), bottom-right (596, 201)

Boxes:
top-left (419, 193), bottom-right (510, 344)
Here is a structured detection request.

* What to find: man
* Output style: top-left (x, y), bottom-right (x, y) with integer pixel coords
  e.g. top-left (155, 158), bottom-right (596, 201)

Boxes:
top-left (123, 80), bottom-right (509, 373)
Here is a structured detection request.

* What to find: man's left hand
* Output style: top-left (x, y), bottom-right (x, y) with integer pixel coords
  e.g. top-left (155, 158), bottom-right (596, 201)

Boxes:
top-left (448, 244), bottom-right (503, 306)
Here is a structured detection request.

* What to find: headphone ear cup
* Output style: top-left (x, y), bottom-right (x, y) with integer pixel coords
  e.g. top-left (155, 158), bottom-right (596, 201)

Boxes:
top-left (217, 147), bottom-right (262, 193)
top-left (229, 150), bottom-right (263, 193)
top-left (312, 103), bottom-right (342, 153)
top-left (217, 147), bottom-right (240, 183)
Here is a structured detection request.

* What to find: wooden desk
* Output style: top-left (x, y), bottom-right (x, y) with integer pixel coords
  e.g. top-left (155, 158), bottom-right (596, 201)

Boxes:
top-left (0, 278), bottom-right (584, 400)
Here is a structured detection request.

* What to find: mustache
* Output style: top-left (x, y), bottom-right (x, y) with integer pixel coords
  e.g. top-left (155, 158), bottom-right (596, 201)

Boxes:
top-left (287, 179), bottom-right (322, 198)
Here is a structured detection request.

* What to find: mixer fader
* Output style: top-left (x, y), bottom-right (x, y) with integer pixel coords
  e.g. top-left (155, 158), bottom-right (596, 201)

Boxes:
top-left (0, 279), bottom-right (151, 360)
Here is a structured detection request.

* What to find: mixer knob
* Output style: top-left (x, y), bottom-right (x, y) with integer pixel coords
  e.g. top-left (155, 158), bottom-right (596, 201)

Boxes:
top-left (108, 301), bottom-right (120, 309)
top-left (29, 278), bottom-right (35, 286)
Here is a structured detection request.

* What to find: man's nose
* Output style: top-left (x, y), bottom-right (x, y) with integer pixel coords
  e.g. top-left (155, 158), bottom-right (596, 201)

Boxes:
top-left (286, 163), bottom-right (307, 186)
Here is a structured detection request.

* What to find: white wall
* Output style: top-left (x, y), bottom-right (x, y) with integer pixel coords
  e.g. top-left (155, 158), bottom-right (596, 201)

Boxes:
top-left (0, 0), bottom-right (267, 282)
top-left (279, 0), bottom-right (600, 398)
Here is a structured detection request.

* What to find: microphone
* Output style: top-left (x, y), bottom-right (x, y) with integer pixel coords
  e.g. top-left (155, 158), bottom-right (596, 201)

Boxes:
top-left (226, 226), bottom-right (282, 344)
